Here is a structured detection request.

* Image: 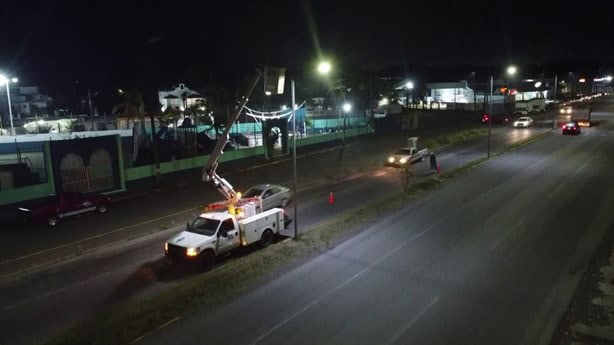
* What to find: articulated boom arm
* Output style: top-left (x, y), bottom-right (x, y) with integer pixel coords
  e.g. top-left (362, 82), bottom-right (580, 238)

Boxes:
top-left (202, 72), bottom-right (262, 201)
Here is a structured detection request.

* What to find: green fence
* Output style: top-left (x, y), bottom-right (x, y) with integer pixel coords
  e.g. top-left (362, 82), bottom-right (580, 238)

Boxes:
top-left (1, 127), bottom-right (372, 205)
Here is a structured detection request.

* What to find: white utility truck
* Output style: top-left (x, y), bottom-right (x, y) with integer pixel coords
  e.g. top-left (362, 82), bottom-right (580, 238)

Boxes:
top-left (386, 137), bottom-right (428, 166)
top-left (165, 202), bottom-right (285, 268)
top-left (165, 69), bottom-right (290, 269)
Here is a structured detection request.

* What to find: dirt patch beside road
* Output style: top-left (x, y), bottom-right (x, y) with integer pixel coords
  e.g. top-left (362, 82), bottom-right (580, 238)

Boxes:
top-left (551, 224), bottom-right (614, 345)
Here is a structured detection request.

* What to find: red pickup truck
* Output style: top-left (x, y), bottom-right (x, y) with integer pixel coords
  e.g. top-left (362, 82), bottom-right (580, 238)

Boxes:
top-left (18, 192), bottom-right (110, 227)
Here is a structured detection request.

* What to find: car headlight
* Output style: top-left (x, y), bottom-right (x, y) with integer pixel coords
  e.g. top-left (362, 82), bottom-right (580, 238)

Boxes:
top-left (186, 247), bottom-right (200, 257)
top-left (388, 157), bottom-right (395, 163)
top-left (399, 158), bottom-right (408, 164)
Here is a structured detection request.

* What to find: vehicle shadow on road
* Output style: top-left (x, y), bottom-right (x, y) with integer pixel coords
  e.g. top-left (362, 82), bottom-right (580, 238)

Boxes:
top-left (102, 256), bottom-right (209, 307)
top-left (101, 235), bottom-right (290, 306)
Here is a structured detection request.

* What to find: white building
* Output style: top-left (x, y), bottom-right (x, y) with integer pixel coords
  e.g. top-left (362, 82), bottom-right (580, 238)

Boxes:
top-left (158, 83), bottom-right (203, 112)
top-left (0, 86), bottom-right (53, 120)
top-left (426, 81), bottom-right (474, 105)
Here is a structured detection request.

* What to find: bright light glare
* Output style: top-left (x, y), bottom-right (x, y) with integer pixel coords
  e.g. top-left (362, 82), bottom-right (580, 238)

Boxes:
top-left (534, 81), bottom-right (542, 88)
top-left (507, 66), bottom-right (517, 76)
top-left (406, 81), bottom-right (414, 89)
top-left (317, 61), bottom-right (331, 75)
top-left (607, 76), bottom-right (613, 82)
top-left (0, 75), bottom-right (17, 86)
top-left (342, 103), bottom-right (352, 112)
top-left (265, 91), bottom-right (272, 96)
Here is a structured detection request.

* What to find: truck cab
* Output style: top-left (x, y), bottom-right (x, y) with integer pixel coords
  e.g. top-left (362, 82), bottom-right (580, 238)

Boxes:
top-left (165, 212), bottom-right (242, 259)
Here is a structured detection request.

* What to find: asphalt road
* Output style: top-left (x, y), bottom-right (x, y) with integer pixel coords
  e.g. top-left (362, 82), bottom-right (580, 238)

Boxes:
top-left (0, 108), bottom-right (589, 344)
top-left (139, 106), bottom-right (614, 343)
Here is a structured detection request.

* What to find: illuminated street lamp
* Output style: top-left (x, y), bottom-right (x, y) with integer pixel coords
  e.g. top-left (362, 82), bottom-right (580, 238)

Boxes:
top-left (0, 75), bottom-right (18, 135)
top-left (339, 102), bottom-right (352, 144)
top-left (405, 81), bottom-right (414, 107)
top-left (290, 60), bottom-right (331, 239)
top-left (317, 61), bottom-right (331, 75)
top-left (488, 65), bottom-right (518, 157)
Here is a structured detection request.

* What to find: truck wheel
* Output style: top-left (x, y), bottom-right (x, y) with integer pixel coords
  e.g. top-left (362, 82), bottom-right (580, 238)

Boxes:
top-left (198, 250), bottom-right (216, 271)
top-left (260, 230), bottom-right (274, 248)
top-left (96, 203), bottom-right (108, 214)
top-left (280, 198), bottom-right (289, 207)
top-left (47, 215), bottom-right (58, 227)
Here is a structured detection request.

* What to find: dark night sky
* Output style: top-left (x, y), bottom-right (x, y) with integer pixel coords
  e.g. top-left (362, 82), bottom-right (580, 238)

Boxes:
top-left (1, 0), bottom-right (613, 108)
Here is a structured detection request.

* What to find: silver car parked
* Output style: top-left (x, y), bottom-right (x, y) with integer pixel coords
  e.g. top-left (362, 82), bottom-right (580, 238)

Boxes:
top-left (243, 184), bottom-right (292, 211)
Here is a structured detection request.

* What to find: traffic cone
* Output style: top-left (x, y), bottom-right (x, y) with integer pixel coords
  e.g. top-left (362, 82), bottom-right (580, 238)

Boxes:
top-left (437, 163), bottom-right (441, 174)
top-left (329, 192), bottom-right (335, 204)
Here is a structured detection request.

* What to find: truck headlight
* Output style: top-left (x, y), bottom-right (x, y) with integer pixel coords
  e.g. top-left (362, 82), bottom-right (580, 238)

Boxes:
top-left (186, 247), bottom-right (200, 257)
top-left (388, 157), bottom-right (395, 163)
top-left (399, 158), bottom-right (408, 164)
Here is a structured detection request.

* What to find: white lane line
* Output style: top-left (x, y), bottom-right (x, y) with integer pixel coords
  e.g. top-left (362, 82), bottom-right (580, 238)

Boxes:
top-left (547, 152), bottom-right (593, 199)
top-left (249, 227), bottom-right (434, 345)
top-left (490, 218), bottom-right (524, 251)
top-left (384, 296), bottom-right (440, 345)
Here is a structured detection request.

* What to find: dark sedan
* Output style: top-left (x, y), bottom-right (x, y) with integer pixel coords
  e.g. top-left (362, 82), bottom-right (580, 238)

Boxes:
top-left (18, 192), bottom-right (110, 227)
top-left (562, 122), bottom-right (581, 135)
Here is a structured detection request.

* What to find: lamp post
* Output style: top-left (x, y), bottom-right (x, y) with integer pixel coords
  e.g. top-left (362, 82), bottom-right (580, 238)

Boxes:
top-left (342, 102), bottom-right (351, 143)
top-left (488, 66), bottom-right (517, 158)
top-left (487, 75), bottom-right (493, 158)
top-left (405, 81), bottom-right (414, 108)
top-left (552, 75), bottom-right (558, 130)
top-left (291, 80), bottom-right (298, 239)
top-left (290, 61), bottom-right (331, 239)
top-left (0, 75), bottom-right (18, 136)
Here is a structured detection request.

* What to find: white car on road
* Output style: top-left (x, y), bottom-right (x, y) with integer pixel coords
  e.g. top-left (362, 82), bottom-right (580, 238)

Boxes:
top-left (513, 116), bottom-right (533, 128)
top-left (243, 184), bottom-right (292, 211)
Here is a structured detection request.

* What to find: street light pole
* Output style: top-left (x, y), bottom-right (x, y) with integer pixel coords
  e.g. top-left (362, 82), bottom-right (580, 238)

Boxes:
top-left (552, 75), bottom-right (558, 130)
top-left (291, 80), bottom-right (298, 239)
top-left (0, 75), bottom-right (17, 136)
top-left (88, 89), bottom-right (94, 131)
top-left (5, 82), bottom-right (14, 136)
top-left (487, 75), bottom-right (493, 158)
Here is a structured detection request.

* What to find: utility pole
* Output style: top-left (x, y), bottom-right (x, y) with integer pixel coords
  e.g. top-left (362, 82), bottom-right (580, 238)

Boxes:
top-left (552, 75), bottom-right (558, 130)
top-left (88, 89), bottom-right (94, 131)
top-left (487, 75), bottom-right (493, 158)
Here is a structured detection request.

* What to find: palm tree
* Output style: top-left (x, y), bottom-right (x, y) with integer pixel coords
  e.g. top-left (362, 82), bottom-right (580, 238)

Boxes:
top-left (112, 90), bottom-right (145, 129)
top-left (113, 90), bottom-right (148, 164)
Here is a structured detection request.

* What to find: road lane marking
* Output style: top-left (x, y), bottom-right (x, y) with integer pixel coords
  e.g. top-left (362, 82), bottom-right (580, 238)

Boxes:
top-left (490, 218), bottom-right (524, 250)
top-left (250, 224), bottom-right (440, 345)
top-left (384, 297), bottom-right (440, 345)
top-left (547, 147), bottom-right (596, 199)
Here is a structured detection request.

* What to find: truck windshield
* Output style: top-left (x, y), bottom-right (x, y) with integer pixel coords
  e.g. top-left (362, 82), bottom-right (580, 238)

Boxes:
top-left (188, 217), bottom-right (220, 236)
top-left (395, 149), bottom-right (412, 155)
